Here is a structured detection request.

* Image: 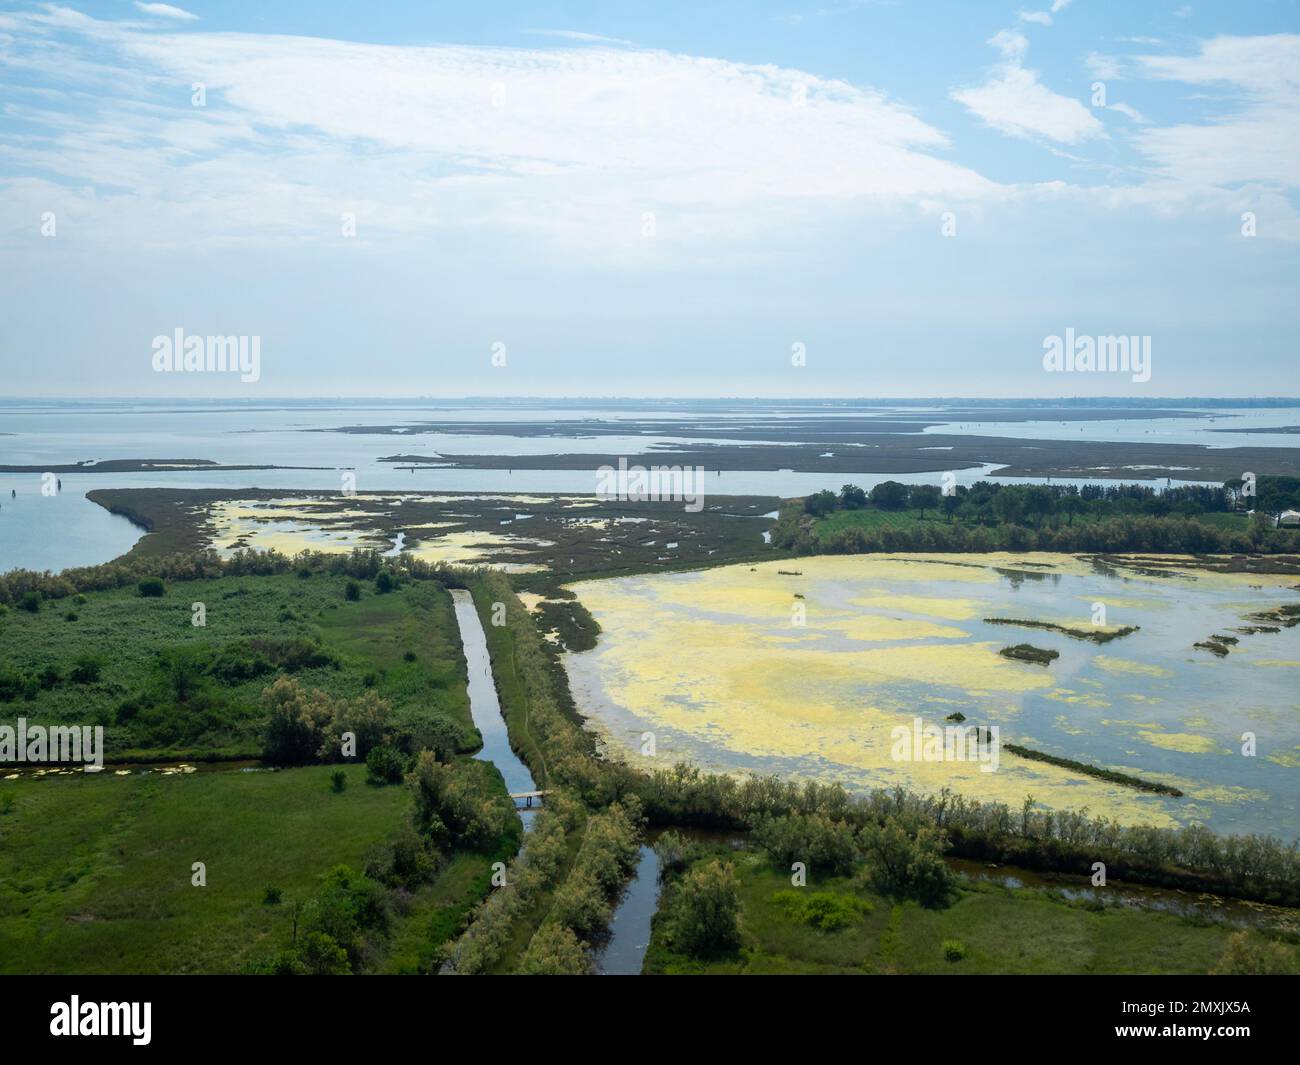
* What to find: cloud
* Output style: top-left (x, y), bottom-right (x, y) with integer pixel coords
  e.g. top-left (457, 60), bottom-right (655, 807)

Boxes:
top-left (520, 29), bottom-right (634, 46)
top-left (953, 31), bottom-right (1104, 144)
top-left (132, 2), bottom-right (199, 20)
top-left (1018, 11), bottom-right (1053, 26)
top-left (1107, 101), bottom-right (1149, 123)
top-left (1131, 35), bottom-right (1300, 188)
top-left (0, 8), bottom-right (999, 253)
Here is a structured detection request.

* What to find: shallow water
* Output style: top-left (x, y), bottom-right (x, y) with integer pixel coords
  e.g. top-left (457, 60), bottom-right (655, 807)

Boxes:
top-left (565, 553), bottom-right (1300, 840)
top-left (1, 398), bottom-right (1261, 572)
top-left (451, 589), bottom-right (540, 829)
top-left (595, 844), bottom-right (661, 975)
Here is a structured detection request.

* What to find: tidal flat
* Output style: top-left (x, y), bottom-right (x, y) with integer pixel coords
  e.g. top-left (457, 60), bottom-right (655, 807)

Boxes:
top-left (564, 553), bottom-right (1300, 838)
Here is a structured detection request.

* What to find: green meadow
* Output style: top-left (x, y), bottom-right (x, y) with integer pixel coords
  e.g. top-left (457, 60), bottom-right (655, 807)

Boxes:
top-left (0, 572), bottom-right (473, 761)
top-left (645, 847), bottom-right (1296, 976)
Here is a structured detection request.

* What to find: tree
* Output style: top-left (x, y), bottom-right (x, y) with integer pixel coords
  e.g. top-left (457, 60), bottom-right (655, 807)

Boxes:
top-left (909, 484), bottom-right (942, 518)
top-left (518, 924), bottom-right (592, 975)
top-left (869, 481), bottom-right (909, 510)
top-left (299, 931), bottom-right (350, 975)
top-left (858, 819), bottom-right (955, 908)
top-left (804, 490), bottom-right (838, 517)
top-left (839, 484), bottom-right (867, 509)
top-left (669, 859), bottom-right (741, 957)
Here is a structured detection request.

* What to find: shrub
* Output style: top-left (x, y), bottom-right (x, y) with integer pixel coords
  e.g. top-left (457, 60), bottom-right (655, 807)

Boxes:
top-left (69, 655), bottom-right (103, 684)
top-left (753, 812), bottom-right (860, 877)
top-left (366, 745), bottom-right (406, 785)
top-left (375, 571), bottom-right (396, 594)
top-left (330, 770), bottom-right (347, 793)
top-left (138, 577), bottom-right (165, 598)
top-left (19, 591), bottom-right (40, 613)
top-left (345, 580), bottom-right (361, 601)
top-left (773, 889), bottom-right (869, 931)
top-left (518, 924), bottom-right (592, 975)
top-left (263, 885), bottom-right (283, 906)
top-left (64, 611), bottom-right (78, 622)
top-left (858, 818), bottom-right (956, 908)
top-left (299, 931), bottom-right (350, 976)
top-left (943, 938), bottom-right (966, 962)
top-left (0, 671), bottom-right (23, 702)
top-left (1212, 931), bottom-right (1296, 975)
top-left (667, 859), bottom-right (741, 958)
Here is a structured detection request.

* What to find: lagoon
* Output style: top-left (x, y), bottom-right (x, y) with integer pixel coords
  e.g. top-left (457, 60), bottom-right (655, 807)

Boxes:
top-left (564, 552), bottom-right (1300, 840)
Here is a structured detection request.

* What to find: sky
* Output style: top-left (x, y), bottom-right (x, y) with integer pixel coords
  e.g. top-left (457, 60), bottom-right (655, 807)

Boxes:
top-left (0, 0), bottom-right (1297, 398)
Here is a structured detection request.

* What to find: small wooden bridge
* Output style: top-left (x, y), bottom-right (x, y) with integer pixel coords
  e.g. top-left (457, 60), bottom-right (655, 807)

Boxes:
top-left (510, 790), bottom-right (551, 808)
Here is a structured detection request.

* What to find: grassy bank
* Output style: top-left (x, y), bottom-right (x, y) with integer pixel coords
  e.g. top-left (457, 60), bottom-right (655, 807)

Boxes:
top-left (644, 844), bottom-right (1295, 975)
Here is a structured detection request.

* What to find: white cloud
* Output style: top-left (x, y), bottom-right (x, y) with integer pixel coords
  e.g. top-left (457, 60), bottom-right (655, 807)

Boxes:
top-left (133, 2), bottom-right (199, 20)
top-left (953, 32), bottom-right (1104, 144)
top-left (521, 29), bottom-right (634, 46)
top-left (0, 9), bottom-right (1000, 253)
top-left (1132, 35), bottom-right (1300, 188)
top-left (1107, 101), bottom-right (1149, 123)
top-left (1019, 11), bottom-right (1053, 26)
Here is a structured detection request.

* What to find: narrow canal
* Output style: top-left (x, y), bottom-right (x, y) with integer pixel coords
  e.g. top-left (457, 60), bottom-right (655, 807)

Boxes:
top-left (450, 589), bottom-right (540, 829)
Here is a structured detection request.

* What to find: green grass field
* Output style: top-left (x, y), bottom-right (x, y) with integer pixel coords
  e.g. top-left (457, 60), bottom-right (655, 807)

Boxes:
top-left (645, 849), bottom-right (1283, 975)
top-left (0, 764), bottom-right (408, 973)
top-left (0, 573), bottom-right (472, 760)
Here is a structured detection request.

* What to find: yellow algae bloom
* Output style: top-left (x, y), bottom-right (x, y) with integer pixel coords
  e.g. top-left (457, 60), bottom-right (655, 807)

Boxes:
top-left (1093, 656), bottom-right (1173, 679)
top-left (849, 594), bottom-right (981, 621)
top-left (1137, 730), bottom-right (1224, 754)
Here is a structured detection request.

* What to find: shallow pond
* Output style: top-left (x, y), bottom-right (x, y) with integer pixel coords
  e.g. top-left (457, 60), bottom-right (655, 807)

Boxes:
top-left (565, 553), bottom-right (1300, 840)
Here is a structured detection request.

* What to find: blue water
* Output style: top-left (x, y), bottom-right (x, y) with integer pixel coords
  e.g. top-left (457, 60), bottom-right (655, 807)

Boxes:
top-left (2, 399), bottom-right (1293, 573)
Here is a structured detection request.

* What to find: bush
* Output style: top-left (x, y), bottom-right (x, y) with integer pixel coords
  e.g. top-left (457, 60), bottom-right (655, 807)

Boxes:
top-left (375, 571), bottom-right (396, 594)
top-left (263, 885), bottom-right (283, 906)
top-left (667, 859), bottom-right (741, 958)
top-left (345, 580), bottom-right (361, 601)
top-left (518, 924), bottom-right (592, 975)
top-left (943, 938), bottom-right (966, 962)
top-left (138, 577), bottom-right (165, 598)
top-left (330, 770), bottom-right (347, 793)
top-left (19, 591), bottom-right (40, 613)
top-left (69, 655), bottom-right (103, 684)
top-left (366, 745), bottom-right (406, 785)
top-left (753, 812), bottom-right (860, 877)
top-left (858, 818), bottom-right (956, 908)
top-left (1212, 931), bottom-right (1296, 975)
top-left (772, 889), bottom-right (870, 931)
top-left (0, 671), bottom-right (23, 702)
